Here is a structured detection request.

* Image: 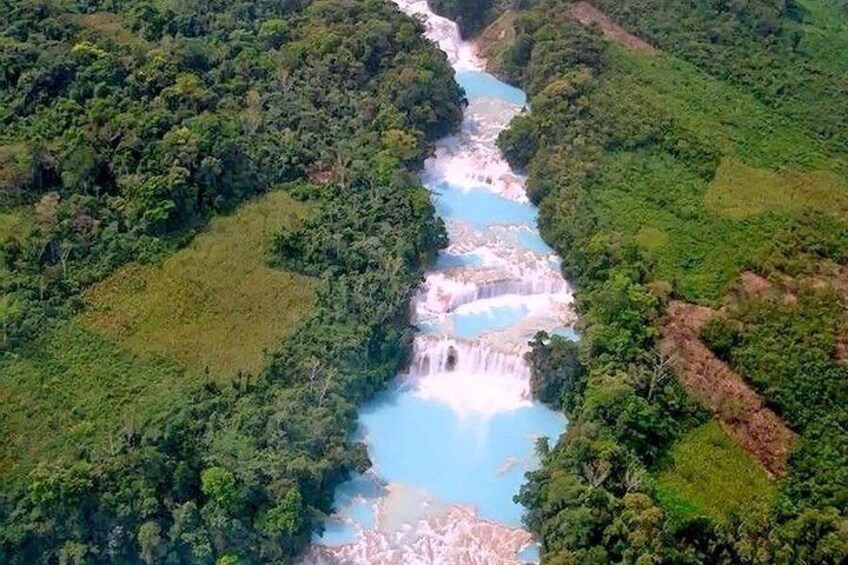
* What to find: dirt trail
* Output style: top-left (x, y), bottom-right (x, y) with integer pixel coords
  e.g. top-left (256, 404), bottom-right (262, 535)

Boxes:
top-left (660, 300), bottom-right (796, 477)
top-left (568, 2), bottom-right (657, 55)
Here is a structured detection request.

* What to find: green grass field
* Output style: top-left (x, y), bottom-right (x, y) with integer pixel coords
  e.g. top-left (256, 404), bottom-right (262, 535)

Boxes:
top-left (655, 421), bottom-right (778, 526)
top-left (0, 211), bottom-right (24, 241)
top-left (0, 190), bottom-right (315, 480)
top-left (82, 190), bottom-right (316, 380)
top-left (584, 47), bottom-right (848, 302)
top-left (0, 322), bottom-right (189, 477)
top-left (0, 210), bottom-right (28, 283)
top-left (705, 158), bottom-right (848, 220)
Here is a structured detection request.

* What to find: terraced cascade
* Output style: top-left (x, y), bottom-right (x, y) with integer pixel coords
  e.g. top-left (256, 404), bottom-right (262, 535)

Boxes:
top-left (306, 2), bottom-right (576, 562)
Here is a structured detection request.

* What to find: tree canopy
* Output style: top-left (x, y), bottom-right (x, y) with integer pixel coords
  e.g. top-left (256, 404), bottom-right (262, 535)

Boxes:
top-left (0, 0), bottom-right (463, 562)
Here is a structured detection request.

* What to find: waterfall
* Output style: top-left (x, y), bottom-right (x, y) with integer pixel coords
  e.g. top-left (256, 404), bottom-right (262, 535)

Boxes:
top-left (391, 0), bottom-right (484, 70)
top-left (416, 271), bottom-right (569, 315)
top-left (307, 0), bottom-right (573, 561)
top-left (409, 335), bottom-right (531, 380)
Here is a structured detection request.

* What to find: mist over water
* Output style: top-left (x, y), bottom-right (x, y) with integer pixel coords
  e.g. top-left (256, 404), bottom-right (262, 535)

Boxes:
top-left (306, 2), bottom-right (575, 562)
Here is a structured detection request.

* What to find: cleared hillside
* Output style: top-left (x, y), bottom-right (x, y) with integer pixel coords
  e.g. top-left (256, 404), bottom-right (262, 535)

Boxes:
top-left (493, 0), bottom-right (848, 560)
top-left (0, 190), bottom-right (314, 479)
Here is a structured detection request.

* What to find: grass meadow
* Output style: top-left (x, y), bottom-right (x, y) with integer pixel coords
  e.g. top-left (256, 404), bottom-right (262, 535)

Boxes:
top-left (0, 190), bottom-right (315, 480)
top-left (655, 421), bottom-right (778, 526)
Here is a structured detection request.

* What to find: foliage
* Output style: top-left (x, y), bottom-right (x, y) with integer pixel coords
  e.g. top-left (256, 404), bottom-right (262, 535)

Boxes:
top-left (655, 421), bottom-right (778, 527)
top-left (0, 158), bottom-right (447, 560)
top-left (707, 290), bottom-right (848, 523)
top-left (0, 321), bottom-right (190, 477)
top-left (525, 332), bottom-right (586, 414)
top-left (0, 0), bottom-right (463, 562)
top-left (0, 0), bottom-right (462, 349)
top-left (495, 0), bottom-right (848, 561)
top-left (588, 0), bottom-right (848, 153)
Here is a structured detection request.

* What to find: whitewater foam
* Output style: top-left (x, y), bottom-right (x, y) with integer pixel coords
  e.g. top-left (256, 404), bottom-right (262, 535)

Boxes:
top-left (309, 0), bottom-right (574, 561)
top-left (392, 0), bottom-right (483, 70)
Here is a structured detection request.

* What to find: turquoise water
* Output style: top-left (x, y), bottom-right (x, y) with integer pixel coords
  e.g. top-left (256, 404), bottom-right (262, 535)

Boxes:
top-left (315, 385), bottom-right (568, 546)
top-left (415, 319), bottom-right (442, 335)
top-left (453, 305), bottom-right (530, 338)
top-left (518, 544), bottom-right (542, 563)
top-left (456, 70), bottom-right (527, 106)
top-left (319, 518), bottom-right (358, 546)
top-left (517, 229), bottom-right (555, 255)
top-left (433, 181), bottom-right (537, 228)
top-left (551, 326), bottom-right (580, 341)
top-left (436, 252), bottom-right (483, 269)
top-left (358, 390), bottom-right (564, 527)
top-left (317, 475), bottom-right (381, 546)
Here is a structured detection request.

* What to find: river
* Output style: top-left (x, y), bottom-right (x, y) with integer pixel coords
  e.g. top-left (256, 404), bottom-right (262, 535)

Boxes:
top-left (306, 1), bottom-right (575, 562)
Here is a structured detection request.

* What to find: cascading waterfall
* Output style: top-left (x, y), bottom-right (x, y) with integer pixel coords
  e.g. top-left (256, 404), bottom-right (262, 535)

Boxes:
top-left (305, 2), bottom-right (575, 563)
top-left (410, 336), bottom-right (532, 383)
top-left (416, 272), bottom-right (569, 315)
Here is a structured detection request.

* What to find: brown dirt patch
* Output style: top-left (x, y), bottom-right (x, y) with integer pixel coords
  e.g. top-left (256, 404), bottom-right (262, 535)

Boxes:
top-left (740, 271), bottom-right (773, 296)
top-left (308, 168), bottom-right (335, 185)
top-left (568, 2), bottom-right (657, 55)
top-left (735, 270), bottom-right (796, 305)
top-left (476, 11), bottom-right (519, 65)
top-left (660, 300), bottom-right (796, 477)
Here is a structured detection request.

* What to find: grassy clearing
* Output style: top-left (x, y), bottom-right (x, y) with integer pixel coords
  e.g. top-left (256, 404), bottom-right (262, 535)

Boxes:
top-left (478, 11), bottom-right (519, 62)
top-left (705, 158), bottom-right (848, 220)
top-left (633, 226), bottom-right (668, 252)
top-left (0, 321), bottom-right (189, 477)
top-left (0, 209), bottom-right (29, 285)
top-left (655, 421), bottom-right (778, 526)
top-left (1, 190), bottom-right (316, 479)
top-left (0, 209), bottom-right (30, 247)
top-left (0, 211), bottom-right (23, 242)
top-left (72, 12), bottom-right (151, 50)
top-left (82, 189), bottom-right (316, 380)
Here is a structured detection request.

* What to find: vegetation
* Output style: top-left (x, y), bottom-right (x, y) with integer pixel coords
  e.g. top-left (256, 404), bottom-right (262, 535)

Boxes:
top-left (588, 0), bottom-right (848, 154)
top-left (702, 289), bottom-right (848, 528)
top-left (428, 0), bottom-right (498, 37)
top-left (0, 0), bottom-right (463, 562)
top-left (82, 190), bottom-right (315, 379)
top-left (0, 321), bottom-right (190, 477)
top-left (655, 421), bottom-right (777, 527)
top-left (0, 0), bottom-right (461, 350)
top-left (1, 190), bottom-right (315, 479)
top-left (705, 158), bottom-right (848, 221)
top-left (492, 0), bottom-right (848, 561)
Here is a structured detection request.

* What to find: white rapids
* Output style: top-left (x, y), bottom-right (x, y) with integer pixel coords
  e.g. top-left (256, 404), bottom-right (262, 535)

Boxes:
top-left (304, 1), bottom-right (576, 563)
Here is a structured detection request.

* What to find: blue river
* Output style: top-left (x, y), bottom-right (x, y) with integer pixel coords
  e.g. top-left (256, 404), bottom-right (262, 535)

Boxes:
top-left (307, 3), bottom-right (574, 563)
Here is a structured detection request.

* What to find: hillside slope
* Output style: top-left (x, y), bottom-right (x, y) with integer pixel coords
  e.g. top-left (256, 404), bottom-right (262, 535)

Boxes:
top-left (486, 0), bottom-right (848, 561)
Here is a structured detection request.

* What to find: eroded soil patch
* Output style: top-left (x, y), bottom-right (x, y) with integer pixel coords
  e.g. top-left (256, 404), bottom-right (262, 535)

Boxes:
top-left (568, 2), bottom-right (657, 54)
top-left (660, 300), bottom-right (796, 477)
top-left (477, 11), bottom-right (519, 64)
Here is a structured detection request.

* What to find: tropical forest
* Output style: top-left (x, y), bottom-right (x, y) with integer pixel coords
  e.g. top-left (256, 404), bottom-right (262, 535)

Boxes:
top-left (0, 0), bottom-right (845, 563)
